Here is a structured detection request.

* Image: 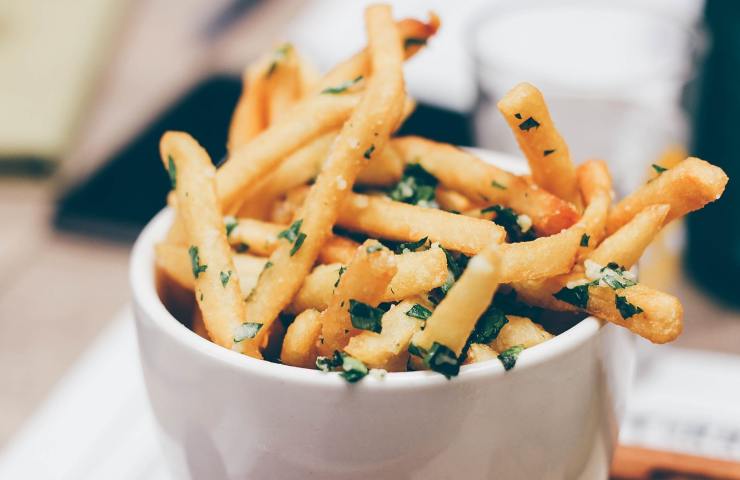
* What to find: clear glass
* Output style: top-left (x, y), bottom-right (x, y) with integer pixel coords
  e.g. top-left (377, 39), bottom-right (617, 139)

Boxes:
top-left (470, 1), bottom-right (704, 194)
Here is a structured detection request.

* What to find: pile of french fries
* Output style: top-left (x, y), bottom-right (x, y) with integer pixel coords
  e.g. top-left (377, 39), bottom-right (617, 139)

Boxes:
top-left (154, 5), bottom-right (728, 381)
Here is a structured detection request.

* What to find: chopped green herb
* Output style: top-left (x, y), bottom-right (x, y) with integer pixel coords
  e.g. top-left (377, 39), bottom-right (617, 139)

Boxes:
top-left (199, 291), bottom-right (204, 301)
top-left (408, 343), bottom-right (425, 358)
top-left (266, 43), bottom-right (291, 77)
top-left (518, 116), bottom-right (540, 131)
top-left (493, 289), bottom-right (543, 320)
top-left (481, 205), bottom-right (536, 242)
top-left (290, 232), bottom-right (307, 256)
top-left (491, 180), bottom-right (507, 190)
top-left (498, 345), bottom-right (524, 371)
top-left (543, 149), bottom-right (556, 156)
top-left (263, 260), bottom-right (273, 270)
top-left (406, 304), bottom-right (432, 321)
top-left (334, 266), bottom-right (347, 288)
top-left (580, 234), bottom-right (590, 247)
top-left (321, 75), bottom-right (363, 94)
top-left (652, 164), bottom-right (668, 174)
top-left (224, 216), bottom-right (238, 237)
top-left (590, 262), bottom-right (637, 290)
top-left (235, 242), bottom-right (249, 253)
top-left (188, 246), bottom-right (207, 278)
top-left (348, 299), bottom-right (384, 333)
top-left (316, 351), bottom-right (343, 371)
top-left (316, 351), bottom-right (368, 383)
top-left (615, 295), bottom-right (643, 319)
top-left (233, 322), bottom-right (262, 342)
top-left (395, 236), bottom-right (429, 254)
top-left (514, 113), bottom-right (522, 119)
top-left (220, 270), bottom-right (232, 287)
top-left (404, 37), bottom-right (427, 49)
top-left (366, 242), bottom-right (384, 254)
top-left (387, 163), bottom-right (438, 208)
top-left (428, 248), bottom-right (470, 304)
top-left (167, 155), bottom-right (177, 189)
top-left (424, 342), bottom-right (460, 379)
top-left (363, 144), bottom-right (375, 159)
top-left (278, 219), bottom-right (303, 243)
top-left (470, 305), bottom-right (508, 344)
top-left (553, 282), bottom-right (592, 309)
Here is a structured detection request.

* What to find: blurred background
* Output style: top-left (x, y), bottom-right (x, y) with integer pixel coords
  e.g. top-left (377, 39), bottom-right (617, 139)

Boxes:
top-left (1, 0), bottom-right (739, 478)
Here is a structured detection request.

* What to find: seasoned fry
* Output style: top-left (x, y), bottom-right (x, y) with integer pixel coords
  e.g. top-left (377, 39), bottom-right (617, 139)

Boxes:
top-left (463, 343), bottom-right (498, 365)
top-left (498, 227), bottom-right (583, 283)
top-left (392, 136), bottom-right (580, 235)
top-left (160, 132), bottom-right (260, 357)
top-left (247, 6), bottom-right (405, 345)
top-left (290, 247), bottom-right (448, 313)
top-left (574, 159), bottom-right (613, 251)
top-left (435, 187), bottom-right (479, 212)
top-left (607, 157), bottom-right (728, 234)
top-left (228, 64), bottom-right (268, 153)
top-left (497, 82), bottom-right (579, 204)
top-left (191, 306), bottom-right (210, 340)
top-left (344, 299), bottom-right (423, 371)
top-left (265, 44), bottom-right (301, 125)
top-left (317, 235), bottom-right (361, 265)
top-left (281, 309), bottom-right (322, 368)
top-left (412, 247), bottom-right (503, 358)
top-left (338, 193), bottom-right (505, 255)
top-left (317, 241), bottom-right (398, 356)
top-left (589, 204), bottom-right (670, 268)
top-left (492, 316), bottom-right (553, 352)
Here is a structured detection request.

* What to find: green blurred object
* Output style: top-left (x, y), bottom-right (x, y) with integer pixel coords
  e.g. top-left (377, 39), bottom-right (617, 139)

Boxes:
top-left (688, 0), bottom-right (740, 305)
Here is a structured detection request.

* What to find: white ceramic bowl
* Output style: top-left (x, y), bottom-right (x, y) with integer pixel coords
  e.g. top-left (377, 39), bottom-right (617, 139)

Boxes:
top-left (131, 151), bottom-right (636, 480)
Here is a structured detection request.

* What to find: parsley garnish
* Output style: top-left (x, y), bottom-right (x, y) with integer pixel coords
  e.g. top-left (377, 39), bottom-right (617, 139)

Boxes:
top-left (263, 260), bottom-right (273, 271)
top-left (316, 351), bottom-right (368, 383)
top-left (188, 246), bottom-right (207, 278)
top-left (334, 266), bottom-right (347, 288)
top-left (481, 205), bottom-right (535, 242)
top-left (167, 155), bottom-right (176, 189)
top-left (514, 113), bottom-right (522, 119)
top-left (224, 216), bottom-right (238, 237)
top-left (220, 270), bottom-right (232, 287)
top-left (321, 75), bottom-right (363, 94)
top-left (409, 342), bottom-right (460, 379)
top-left (266, 44), bottom-right (291, 77)
top-left (518, 117), bottom-right (540, 131)
top-left (428, 248), bottom-right (470, 304)
top-left (406, 304), bottom-right (432, 321)
top-left (235, 242), bottom-right (249, 253)
top-left (615, 295), bottom-right (643, 319)
top-left (652, 164), bottom-right (668, 175)
top-left (594, 262), bottom-right (636, 290)
top-left (580, 234), bottom-right (590, 247)
top-left (290, 232), bottom-right (306, 256)
top-left (395, 237), bottom-right (429, 254)
top-left (553, 283), bottom-right (592, 309)
top-left (543, 149), bottom-right (556, 156)
top-left (388, 163), bottom-right (439, 208)
top-left (491, 180), bottom-right (507, 190)
top-left (404, 37), bottom-right (427, 49)
top-left (363, 144), bottom-right (375, 159)
top-left (498, 345), bottom-right (524, 371)
top-left (278, 219), bottom-right (303, 243)
top-left (470, 305), bottom-right (508, 344)
top-left (348, 299), bottom-right (384, 333)
top-left (366, 242), bottom-right (384, 254)
top-left (233, 322), bottom-right (262, 342)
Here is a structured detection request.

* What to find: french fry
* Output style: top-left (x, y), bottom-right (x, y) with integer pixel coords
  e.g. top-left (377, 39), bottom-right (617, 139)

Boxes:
top-left (160, 132), bottom-right (260, 358)
top-left (290, 247), bottom-right (448, 313)
top-left (247, 5), bottom-right (405, 344)
top-left (412, 247), bottom-right (503, 358)
top-left (492, 316), bottom-right (553, 352)
top-left (463, 343), bottom-right (498, 365)
top-left (607, 158), bottom-right (728, 234)
top-left (497, 82), bottom-right (579, 204)
top-left (357, 142), bottom-right (404, 186)
top-left (392, 136), bottom-right (580, 235)
top-left (337, 193), bottom-right (505, 255)
top-left (574, 159), bottom-right (613, 252)
top-left (589, 204), bottom-right (670, 268)
top-left (498, 226), bottom-right (583, 283)
top-left (265, 44), bottom-right (301, 125)
top-left (344, 299), bottom-right (423, 371)
top-left (651, 145), bottom-right (688, 177)
top-left (227, 64), bottom-right (268, 154)
top-left (577, 159), bottom-right (613, 206)
top-left (191, 305), bottom-right (210, 340)
top-left (281, 309), bottom-right (322, 368)
top-left (317, 241), bottom-right (398, 356)
top-left (228, 217), bottom-right (359, 263)
top-left (164, 191), bottom-right (188, 244)
top-left (435, 187), bottom-right (479, 212)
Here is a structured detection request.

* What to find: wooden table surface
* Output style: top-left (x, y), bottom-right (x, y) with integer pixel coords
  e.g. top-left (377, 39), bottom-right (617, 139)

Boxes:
top-left (2, 0), bottom-right (739, 454)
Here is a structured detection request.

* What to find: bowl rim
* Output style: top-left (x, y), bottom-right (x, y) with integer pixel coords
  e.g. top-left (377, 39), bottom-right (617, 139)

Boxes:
top-left (130, 150), bottom-right (604, 391)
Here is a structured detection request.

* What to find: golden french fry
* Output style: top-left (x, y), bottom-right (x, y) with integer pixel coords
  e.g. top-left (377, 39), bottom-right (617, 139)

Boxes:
top-left (356, 142), bottom-right (404, 186)
top-left (268, 185), bottom-right (309, 225)
top-left (290, 247), bottom-right (448, 313)
top-left (318, 241), bottom-right (398, 356)
top-left (435, 187), bottom-right (479, 212)
top-left (164, 191), bottom-right (188, 244)
top-left (412, 246), bottom-right (503, 357)
top-left (228, 64), bottom-right (268, 154)
top-left (317, 235), bottom-right (362, 265)
top-left (651, 145), bottom-right (687, 176)
top-left (160, 131), bottom-right (260, 357)
top-left (607, 157), bottom-right (728, 234)
top-left (497, 226), bottom-right (583, 283)
top-left (492, 316), bottom-right (553, 352)
top-left (191, 305), bottom-right (210, 340)
top-left (265, 44), bottom-right (301, 125)
top-left (281, 309), bottom-right (322, 368)
top-left (392, 136), bottom-right (580, 235)
top-left (589, 204), bottom-right (670, 268)
top-left (497, 82), bottom-right (579, 204)
top-left (247, 6), bottom-right (405, 344)
top-left (574, 159), bottom-right (613, 252)
top-left (577, 159), bottom-right (613, 206)
top-left (344, 299), bottom-right (423, 371)
top-left (338, 193), bottom-right (505, 255)
top-left (463, 343), bottom-right (498, 365)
